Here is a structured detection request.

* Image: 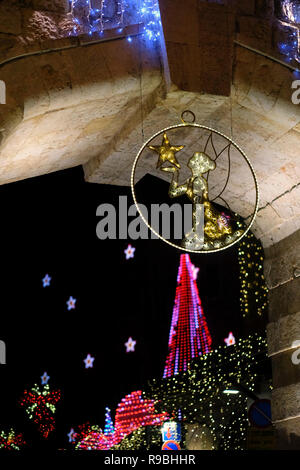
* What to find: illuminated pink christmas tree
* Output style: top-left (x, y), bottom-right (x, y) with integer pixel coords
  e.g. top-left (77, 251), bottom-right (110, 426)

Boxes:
top-left (163, 254), bottom-right (212, 378)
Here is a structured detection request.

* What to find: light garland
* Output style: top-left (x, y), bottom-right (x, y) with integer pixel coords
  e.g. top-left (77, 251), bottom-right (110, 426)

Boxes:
top-left (146, 334), bottom-right (269, 451)
top-left (104, 407), bottom-right (115, 435)
top-left (238, 231), bottom-right (268, 318)
top-left (163, 254), bottom-right (212, 378)
top-left (277, 0), bottom-right (300, 63)
top-left (69, 0), bottom-right (162, 42)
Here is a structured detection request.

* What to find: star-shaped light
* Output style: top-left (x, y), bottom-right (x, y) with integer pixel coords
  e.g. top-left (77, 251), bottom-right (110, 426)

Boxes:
top-left (124, 244), bottom-right (135, 260)
top-left (217, 212), bottom-right (231, 230)
top-left (125, 337), bottom-right (136, 353)
top-left (191, 264), bottom-right (199, 281)
top-left (67, 428), bottom-right (76, 443)
top-left (84, 354), bottom-right (95, 369)
top-left (224, 332), bottom-right (236, 346)
top-left (148, 132), bottom-right (184, 169)
top-left (67, 296), bottom-right (76, 310)
top-left (42, 274), bottom-right (51, 287)
top-left (41, 372), bottom-right (50, 385)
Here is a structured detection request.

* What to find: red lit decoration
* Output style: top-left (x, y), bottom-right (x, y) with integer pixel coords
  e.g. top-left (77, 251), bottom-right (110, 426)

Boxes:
top-left (0, 429), bottom-right (25, 450)
top-left (75, 390), bottom-right (168, 450)
top-left (163, 254), bottom-right (212, 378)
top-left (114, 390), bottom-right (168, 439)
top-left (19, 384), bottom-right (61, 438)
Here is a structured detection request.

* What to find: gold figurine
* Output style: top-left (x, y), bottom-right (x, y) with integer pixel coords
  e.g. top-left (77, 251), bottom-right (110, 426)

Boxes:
top-left (148, 134), bottom-right (243, 251)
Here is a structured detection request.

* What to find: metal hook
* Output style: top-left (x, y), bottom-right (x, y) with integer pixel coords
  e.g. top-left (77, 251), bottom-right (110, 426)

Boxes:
top-left (181, 110), bottom-right (196, 124)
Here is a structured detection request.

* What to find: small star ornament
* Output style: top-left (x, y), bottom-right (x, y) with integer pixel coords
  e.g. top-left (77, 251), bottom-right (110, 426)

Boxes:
top-left (67, 428), bottom-right (76, 443)
top-left (148, 132), bottom-right (184, 169)
top-left (224, 332), bottom-right (236, 346)
top-left (41, 372), bottom-right (50, 385)
top-left (191, 264), bottom-right (199, 281)
top-left (124, 244), bottom-right (135, 260)
top-left (125, 337), bottom-right (136, 353)
top-left (42, 274), bottom-right (51, 287)
top-left (84, 354), bottom-right (95, 369)
top-left (67, 296), bottom-right (76, 310)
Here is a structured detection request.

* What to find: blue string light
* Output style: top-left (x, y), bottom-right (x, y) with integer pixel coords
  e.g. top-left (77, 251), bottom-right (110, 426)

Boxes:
top-left (70, 0), bottom-right (162, 44)
top-left (277, 1), bottom-right (300, 63)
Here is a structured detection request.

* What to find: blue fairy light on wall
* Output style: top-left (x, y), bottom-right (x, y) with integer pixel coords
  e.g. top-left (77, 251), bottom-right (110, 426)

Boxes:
top-left (69, 0), bottom-right (162, 43)
top-left (277, 0), bottom-right (300, 63)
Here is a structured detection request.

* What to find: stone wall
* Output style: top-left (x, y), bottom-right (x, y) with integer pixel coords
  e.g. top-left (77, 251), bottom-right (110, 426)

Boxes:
top-left (265, 229), bottom-right (300, 449)
top-left (158, 0), bottom-right (235, 96)
top-left (158, 0), bottom-right (298, 96)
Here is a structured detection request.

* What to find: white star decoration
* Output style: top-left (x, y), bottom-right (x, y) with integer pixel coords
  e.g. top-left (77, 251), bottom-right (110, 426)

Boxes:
top-left (224, 332), bottom-right (236, 346)
top-left (42, 274), bottom-right (51, 287)
top-left (67, 296), bottom-right (76, 310)
top-left (124, 244), bottom-right (135, 260)
top-left (84, 354), bottom-right (95, 369)
top-left (125, 337), bottom-right (136, 353)
top-left (41, 372), bottom-right (50, 385)
top-left (191, 264), bottom-right (199, 281)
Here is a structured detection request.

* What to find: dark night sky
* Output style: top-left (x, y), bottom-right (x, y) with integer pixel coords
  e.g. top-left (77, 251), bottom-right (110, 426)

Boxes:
top-left (0, 166), bottom-right (250, 449)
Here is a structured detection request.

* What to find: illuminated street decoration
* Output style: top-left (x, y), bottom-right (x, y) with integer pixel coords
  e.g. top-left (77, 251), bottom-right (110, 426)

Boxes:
top-left (42, 274), bottom-right (51, 287)
top-left (147, 334), bottom-right (269, 451)
top-left (68, 428), bottom-right (77, 442)
top-left (0, 429), bottom-right (25, 450)
top-left (238, 232), bottom-right (268, 318)
top-left (84, 353), bottom-right (95, 368)
top-left (124, 244), bottom-right (135, 260)
top-left (75, 390), bottom-right (168, 449)
top-left (131, 111), bottom-right (259, 253)
top-left (148, 132), bottom-right (184, 169)
top-left (191, 263), bottom-right (199, 281)
top-left (104, 407), bottom-right (115, 435)
top-left (19, 384), bottom-right (61, 438)
top-left (277, 0), bottom-right (300, 62)
top-left (125, 337), bottom-right (136, 352)
top-left (163, 254), bottom-right (212, 378)
top-left (114, 391), bottom-right (168, 439)
top-left (67, 296), bottom-right (77, 310)
top-left (224, 332), bottom-right (236, 347)
top-left (41, 372), bottom-right (50, 385)
top-left (70, 0), bottom-right (162, 42)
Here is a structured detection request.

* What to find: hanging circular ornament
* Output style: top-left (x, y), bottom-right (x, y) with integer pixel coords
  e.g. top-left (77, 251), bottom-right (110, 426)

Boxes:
top-left (131, 111), bottom-right (259, 254)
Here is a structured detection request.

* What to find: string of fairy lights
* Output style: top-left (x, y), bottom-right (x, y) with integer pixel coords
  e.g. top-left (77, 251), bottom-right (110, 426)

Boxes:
top-left (69, 0), bottom-right (162, 41)
top-left (144, 334), bottom-right (269, 450)
top-left (238, 231), bottom-right (268, 318)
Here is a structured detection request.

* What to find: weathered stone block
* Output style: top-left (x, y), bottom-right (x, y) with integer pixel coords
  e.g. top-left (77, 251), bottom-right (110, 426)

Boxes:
top-left (264, 229), bottom-right (300, 289)
top-left (0, 4), bottom-right (22, 35)
top-left (276, 416), bottom-right (300, 449)
top-left (272, 383), bottom-right (300, 422)
top-left (231, 0), bottom-right (256, 16)
top-left (237, 16), bottom-right (273, 51)
top-left (272, 348), bottom-right (300, 388)
top-left (268, 277), bottom-right (300, 323)
top-left (267, 311), bottom-right (300, 356)
top-left (158, 0), bottom-right (234, 95)
top-left (24, 0), bottom-right (70, 13)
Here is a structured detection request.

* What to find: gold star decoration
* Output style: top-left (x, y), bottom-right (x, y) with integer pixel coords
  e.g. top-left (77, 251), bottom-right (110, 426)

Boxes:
top-left (147, 133), bottom-right (184, 169)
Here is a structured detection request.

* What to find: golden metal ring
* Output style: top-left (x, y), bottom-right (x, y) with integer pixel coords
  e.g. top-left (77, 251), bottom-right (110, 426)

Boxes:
top-left (181, 110), bottom-right (196, 124)
top-left (131, 122), bottom-right (259, 254)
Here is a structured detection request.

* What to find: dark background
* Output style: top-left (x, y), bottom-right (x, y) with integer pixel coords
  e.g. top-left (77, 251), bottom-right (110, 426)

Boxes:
top-left (0, 166), bottom-right (248, 449)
